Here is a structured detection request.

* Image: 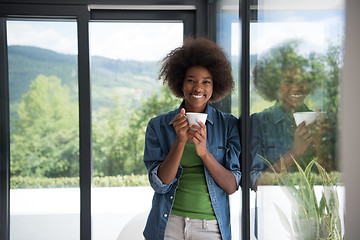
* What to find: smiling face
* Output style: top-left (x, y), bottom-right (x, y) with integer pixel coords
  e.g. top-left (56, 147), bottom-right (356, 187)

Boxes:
top-left (278, 74), bottom-right (309, 112)
top-left (182, 66), bottom-right (213, 113)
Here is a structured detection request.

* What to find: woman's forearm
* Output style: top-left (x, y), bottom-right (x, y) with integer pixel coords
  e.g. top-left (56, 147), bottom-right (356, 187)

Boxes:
top-left (200, 150), bottom-right (238, 195)
top-left (157, 138), bottom-right (186, 184)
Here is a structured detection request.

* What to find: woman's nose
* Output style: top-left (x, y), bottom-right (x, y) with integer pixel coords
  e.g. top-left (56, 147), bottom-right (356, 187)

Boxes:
top-left (292, 80), bottom-right (308, 91)
top-left (192, 82), bottom-right (202, 91)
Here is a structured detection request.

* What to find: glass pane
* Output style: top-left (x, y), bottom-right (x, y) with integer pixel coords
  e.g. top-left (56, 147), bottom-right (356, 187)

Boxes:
top-left (249, 1), bottom-right (345, 239)
top-left (89, 22), bottom-right (183, 240)
top-left (7, 20), bottom-right (80, 240)
top-left (216, 0), bottom-right (242, 239)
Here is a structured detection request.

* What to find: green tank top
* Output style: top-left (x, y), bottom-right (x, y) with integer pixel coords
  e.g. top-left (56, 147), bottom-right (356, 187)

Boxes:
top-left (171, 142), bottom-right (216, 220)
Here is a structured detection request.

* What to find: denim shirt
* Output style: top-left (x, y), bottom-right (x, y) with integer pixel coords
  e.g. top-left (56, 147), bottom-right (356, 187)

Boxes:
top-left (250, 102), bottom-right (314, 188)
top-left (143, 102), bottom-right (241, 240)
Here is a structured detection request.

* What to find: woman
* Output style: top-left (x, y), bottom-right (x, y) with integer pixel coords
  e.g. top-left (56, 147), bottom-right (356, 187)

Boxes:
top-left (142, 37), bottom-right (241, 240)
top-left (250, 41), bottom-right (329, 191)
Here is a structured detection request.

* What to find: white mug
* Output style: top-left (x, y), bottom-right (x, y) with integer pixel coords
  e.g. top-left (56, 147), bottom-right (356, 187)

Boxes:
top-left (293, 112), bottom-right (324, 126)
top-left (185, 112), bottom-right (207, 128)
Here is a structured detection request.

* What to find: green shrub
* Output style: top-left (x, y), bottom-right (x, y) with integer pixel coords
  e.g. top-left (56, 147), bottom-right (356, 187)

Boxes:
top-left (10, 174), bottom-right (149, 189)
top-left (259, 171), bottom-right (342, 186)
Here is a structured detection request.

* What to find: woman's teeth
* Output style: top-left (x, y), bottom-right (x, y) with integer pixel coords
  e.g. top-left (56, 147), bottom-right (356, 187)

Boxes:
top-left (291, 94), bottom-right (304, 98)
top-left (192, 94), bottom-right (203, 99)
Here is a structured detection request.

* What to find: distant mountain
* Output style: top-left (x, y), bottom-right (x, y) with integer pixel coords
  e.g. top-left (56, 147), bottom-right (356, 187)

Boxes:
top-left (8, 45), bottom-right (161, 112)
top-left (8, 45), bottom-right (257, 122)
top-left (9, 46), bottom-right (76, 102)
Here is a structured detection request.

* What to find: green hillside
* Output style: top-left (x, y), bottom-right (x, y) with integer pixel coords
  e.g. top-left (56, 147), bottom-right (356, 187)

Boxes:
top-left (8, 45), bottom-right (161, 111)
top-left (8, 46), bottom-right (77, 102)
top-left (7, 46), bottom-right (182, 178)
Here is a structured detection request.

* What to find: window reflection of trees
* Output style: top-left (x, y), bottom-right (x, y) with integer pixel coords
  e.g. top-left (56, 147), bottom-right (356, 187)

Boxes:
top-left (251, 40), bottom-right (341, 182)
top-left (250, 40), bottom-right (343, 239)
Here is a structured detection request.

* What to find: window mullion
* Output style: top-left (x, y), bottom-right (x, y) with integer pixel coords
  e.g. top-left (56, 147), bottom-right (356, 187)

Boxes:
top-left (77, 7), bottom-right (92, 240)
top-left (240, 0), bottom-right (251, 239)
top-left (0, 16), bottom-right (10, 240)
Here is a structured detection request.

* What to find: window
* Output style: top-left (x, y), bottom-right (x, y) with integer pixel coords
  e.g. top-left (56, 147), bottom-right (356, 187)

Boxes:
top-left (215, 0), bottom-right (242, 239)
top-left (7, 20), bottom-right (80, 240)
top-left (89, 21), bottom-right (183, 240)
top-left (248, 1), bottom-right (345, 239)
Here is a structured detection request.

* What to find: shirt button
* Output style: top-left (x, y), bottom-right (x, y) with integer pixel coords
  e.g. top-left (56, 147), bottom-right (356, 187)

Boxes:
top-left (164, 213), bottom-right (168, 218)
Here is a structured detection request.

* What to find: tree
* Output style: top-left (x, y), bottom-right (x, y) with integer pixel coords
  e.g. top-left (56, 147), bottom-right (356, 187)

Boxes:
top-left (251, 40), bottom-right (342, 172)
top-left (91, 96), bottom-right (130, 176)
top-left (125, 86), bottom-right (181, 174)
top-left (92, 85), bottom-right (181, 176)
top-left (11, 74), bottom-right (79, 178)
top-left (319, 44), bottom-right (343, 170)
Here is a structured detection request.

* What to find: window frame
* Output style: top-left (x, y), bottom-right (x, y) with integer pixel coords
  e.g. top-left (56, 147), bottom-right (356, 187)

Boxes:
top-left (0, 15), bottom-right (10, 240)
top-left (0, 4), bottom-right (91, 239)
top-left (239, 1), bottom-right (251, 239)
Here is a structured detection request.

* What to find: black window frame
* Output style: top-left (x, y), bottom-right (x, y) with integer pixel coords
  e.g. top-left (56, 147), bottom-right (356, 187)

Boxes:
top-left (0, 4), bottom-right (91, 239)
top-left (239, 0), bottom-right (251, 239)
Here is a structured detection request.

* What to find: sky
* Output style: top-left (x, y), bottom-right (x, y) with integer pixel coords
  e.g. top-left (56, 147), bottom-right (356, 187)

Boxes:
top-left (6, 9), bottom-right (345, 61)
top-left (7, 21), bottom-right (184, 62)
top-left (231, 10), bottom-right (345, 56)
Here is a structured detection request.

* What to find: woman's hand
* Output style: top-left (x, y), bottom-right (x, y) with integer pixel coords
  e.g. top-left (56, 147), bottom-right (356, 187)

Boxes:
top-left (172, 108), bottom-right (189, 143)
top-left (187, 120), bottom-right (208, 157)
top-left (290, 121), bottom-right (313, 158)
top-left (188, 120), bottom-right (237, 194)
top-left (157, 108), bottom-right (189, 184)
top-left (309, 112), bottom-right (328, 147)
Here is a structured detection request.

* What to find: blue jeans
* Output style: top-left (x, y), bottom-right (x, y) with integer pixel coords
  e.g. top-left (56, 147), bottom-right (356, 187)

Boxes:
top-left (164, 214), bottom-right (222, 240)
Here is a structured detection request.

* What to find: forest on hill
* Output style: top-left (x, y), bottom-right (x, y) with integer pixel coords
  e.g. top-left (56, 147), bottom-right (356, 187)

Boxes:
top-left (8, 41), bottom-right (342, 179)
top-left (8, 45), bottom-right (180, 177)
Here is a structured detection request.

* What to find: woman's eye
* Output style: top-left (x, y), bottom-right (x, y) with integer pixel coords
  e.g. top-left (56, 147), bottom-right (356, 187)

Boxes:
top-left (203, 80), bottom-right (212, 84)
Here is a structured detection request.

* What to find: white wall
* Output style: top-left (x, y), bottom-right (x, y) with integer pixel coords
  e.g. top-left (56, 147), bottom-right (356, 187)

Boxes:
top-left (341, 0), bottom-right (360, 238)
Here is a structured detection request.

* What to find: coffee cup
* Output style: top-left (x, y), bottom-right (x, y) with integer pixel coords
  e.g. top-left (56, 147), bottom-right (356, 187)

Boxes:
top-left (185, 112), bottom-right (207, 128)
top-left (293, 112), bottom-right (321, 126)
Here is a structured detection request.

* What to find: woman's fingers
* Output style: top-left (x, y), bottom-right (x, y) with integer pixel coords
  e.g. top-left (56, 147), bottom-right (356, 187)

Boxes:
top-left (188, 121), bottom-right (206, 141)
top-left (173, 113), bottom-right (189, 142)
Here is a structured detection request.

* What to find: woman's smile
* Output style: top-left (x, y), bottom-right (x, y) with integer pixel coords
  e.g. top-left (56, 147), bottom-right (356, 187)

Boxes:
top-left (191, 93), bottom-right (205, 99)
top-left (279, 77), bottom-right (309, 112)
top-left (183, 66), bottom-right (213, 112)
top-left (287, 91), bottom-right (306, 103)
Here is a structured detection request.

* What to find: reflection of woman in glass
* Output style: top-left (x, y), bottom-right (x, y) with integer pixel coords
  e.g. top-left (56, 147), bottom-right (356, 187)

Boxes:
top-left (142, 37), bottom-right (241, 240)
top-left (250, 41), bottom-right (328, 191)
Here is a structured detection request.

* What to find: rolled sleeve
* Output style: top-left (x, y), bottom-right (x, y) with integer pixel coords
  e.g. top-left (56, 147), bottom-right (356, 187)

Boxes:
top-left (250, 114), bottom-right (264, 189)
top-left (143, 116), bottom-right (181, 194)
top-left (226, 116), bottom-right (242, 188)
top-left (231, 170), bottom-right (242, 188)
top-left (149, 165), bottom-right (180, 194)
top-left (250, 154), bottom-right (264, 188)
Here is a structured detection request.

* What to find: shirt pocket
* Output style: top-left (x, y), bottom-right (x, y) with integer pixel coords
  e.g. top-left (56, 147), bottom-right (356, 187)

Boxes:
top-left (213, 146), bottom-right (229, 164)
top-left (265, 145), bottom-right (286, 164)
